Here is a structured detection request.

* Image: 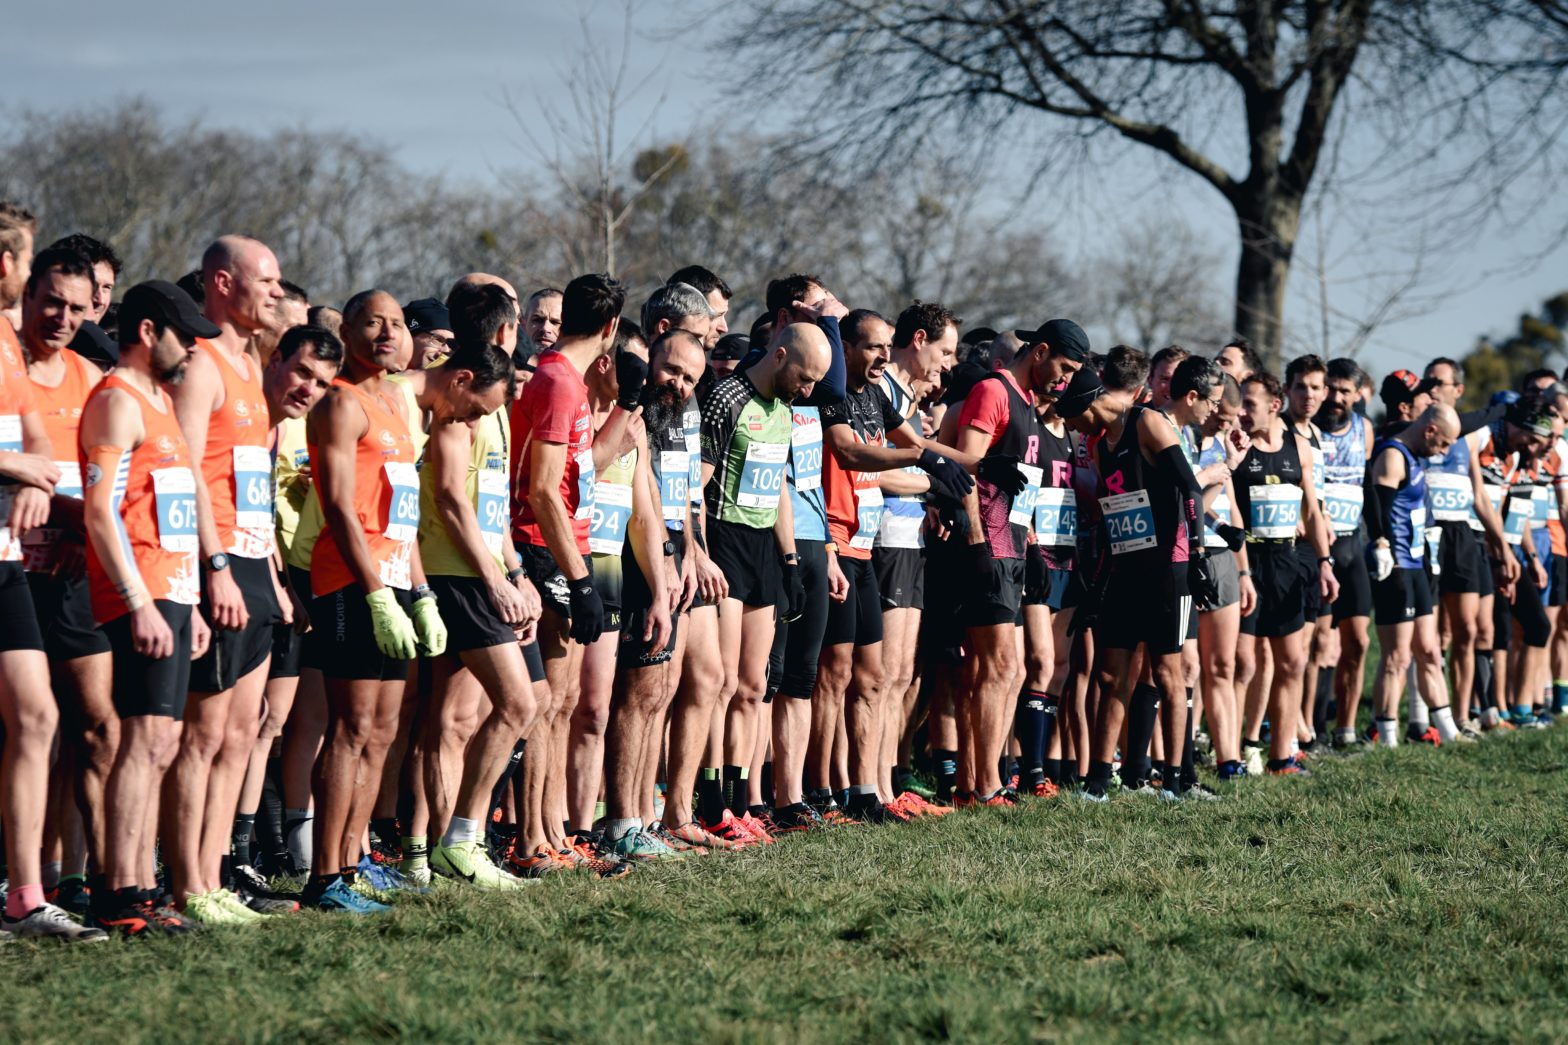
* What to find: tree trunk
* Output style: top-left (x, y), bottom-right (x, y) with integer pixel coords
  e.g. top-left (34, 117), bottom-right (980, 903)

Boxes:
top-left (1232, 195), bottom-right (1300, 372)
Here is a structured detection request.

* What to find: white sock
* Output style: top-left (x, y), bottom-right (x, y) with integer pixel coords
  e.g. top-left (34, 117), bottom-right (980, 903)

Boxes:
top-left (1431, 705), bottom-right (1459, 742)
top-left (1377, 718), bottom-right (1400, 748)
top-left (442, 816), bottom-right (479, 848)
top-left (1407, 665), bottom-right (1429, 728)
top-left (285, 808), bottom-right (313, 869)
top-left (604, 818), bottom-right (640, 842)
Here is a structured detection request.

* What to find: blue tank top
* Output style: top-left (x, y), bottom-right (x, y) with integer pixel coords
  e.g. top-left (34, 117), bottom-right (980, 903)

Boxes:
top-left (1319, 414), bottom-right (1368, 536)
top-left (1374, 439), bottom-right (1428, 569)
top-left (788, 405), bottom-right (828, 542)
top-left (1425, 427), bottom-right (1476, 528)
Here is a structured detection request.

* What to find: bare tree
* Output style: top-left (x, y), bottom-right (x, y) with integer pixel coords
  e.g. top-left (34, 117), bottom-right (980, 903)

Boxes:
top-left (1086, 214), bottom-right (1230, 350)
top-left (718, 0), bottom-right (1568, 368)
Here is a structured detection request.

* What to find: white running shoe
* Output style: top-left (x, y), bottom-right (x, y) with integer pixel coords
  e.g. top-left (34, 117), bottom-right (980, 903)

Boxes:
top-left (3, 902), bottom-right (108, 943)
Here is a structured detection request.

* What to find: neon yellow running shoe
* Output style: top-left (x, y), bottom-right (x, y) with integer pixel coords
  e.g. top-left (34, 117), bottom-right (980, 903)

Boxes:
top-left (182, 891), bottom-right (250, 926)
top-left (431, 841), bottom-right (527, 890)
top-left (211, 889), bottom-right (263, 923)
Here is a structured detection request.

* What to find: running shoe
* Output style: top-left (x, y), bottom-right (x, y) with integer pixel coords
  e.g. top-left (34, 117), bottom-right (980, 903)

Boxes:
top-left (3, 902), bottom-right (108, 943)
top-left (1266, 760), bottom-right (1311, 778)
top-left (819, 807), bottom-right (862, 827)
top-left (736, 811), bottom-right (778, 844)
top-left (1242, 747), bottom-right (1266, 777)
top-left (1485, 717), bottom-right (1517, 733)
top-left (604, 829), bottom-right (678, 863)
top-left (368, 835), bottom-right (402, 866)
top-left (1156, 788), bottom-right (1184, 803)
top-left (895, 792), bottom-right (954, 816)
top-left (665, 820), bottom-right (735, 851)
top-left (431, 840), bottom-right (528, 890)
top-left (1216, 761), bottom-right (1248, 782)
top-left (1331, 735), bottom-right (1370, 755)
top-left (770, 803), bottom-right (827, 833)
top-left (232, 864), bottom-right (301, 914)
top-left (1184, 782), bottom-right (1222, 801)
top-left (145, 898), bottom-right (194, 936)
top-left (355, 858), bottom-right (427, 898)
top-left (317, 879), bottom-right (390, 915)
top-left (700, 810), bottom-right (757, 848)
top-left (644, 822), bottom-right (703, 857)
top-left (181, 891), bottom-right (251, 927)
top-left (1126, 784), bottom-right (1161, 798)
top-left (48, 877), bottom-right (91, 916)
top-left (91, 900), bottom-right (151, 938)
top-left (1029, 779), bottom-right (1061, 800)
top-left (976, 789), bottom-right (1018, 808)
top-left (1408, 725), bottom-right (1441, 746)
top-left (1532, 710), bottom-right (1554, 728)
top-left (951, 792), bottom-right (976, 809)
top-left (507, 845), bottom-right (570, 879)
top-left (845, 799), bottom-right (909, 824)
top-left (748, 809), bottom-right (784, 838)
top-left (1453, 728), bottom-right (1479, 743)
top-left (1073, 785), bottom-right (1110, 804)
top-left (210, 888), bottom-right (265, 922)
top-left (893, 770), bottom-right (938, 800)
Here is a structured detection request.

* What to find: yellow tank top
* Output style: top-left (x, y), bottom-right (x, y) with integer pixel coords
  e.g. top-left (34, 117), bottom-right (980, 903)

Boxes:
top-left (588, 448), bottom-right (638, 558)
top-left (273, 416), bottom-right (311, 562)
top-left (419, 408), bottom-right (509, 577)
top-left (386, 373), bottom-right (428, 458)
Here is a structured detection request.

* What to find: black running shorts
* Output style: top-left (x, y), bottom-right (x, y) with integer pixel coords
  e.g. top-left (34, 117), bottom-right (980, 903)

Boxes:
top-left (773, 539), bottom-right (831, 698)
top-left (1329, 533), bottom-right (1372, 623)
top-left (267, 623), bottom-right (303, 680)
top-left (428, 574), bottom-right (518, 653)
top-left (26, 572), bottom-right (110, 661)
top-left (1243, 543), bottom-right (1307, 638)
top-left (960, 554), bottom-right (1026, 630)
top-left (1097, 564), bottom-right (1192, 656)
top-left (0, 562), bottom-right (44, 652)
top-left (705, 518), bottom-right (780, 609)
top-left (191, 555), bottom-right (279, 692)
top-left (873, 546), bottom-right (925, 611)
top-left (517, 542), bottom-right (576, 621)
top-left (308, 583), bottom-right (415, 682)
top-left (103, 601), bottom-right (193, 719)
top-left (1297, 541), bottom-right (1327, 620)
top-left (1437, 522), bottom-right (1490, 597)
top-left (825, 555), bottom-right (883, 647)
top-left (620, 533), bottom-right (682, 669)
top-left (1372, 566), bottom-right (1434, 625)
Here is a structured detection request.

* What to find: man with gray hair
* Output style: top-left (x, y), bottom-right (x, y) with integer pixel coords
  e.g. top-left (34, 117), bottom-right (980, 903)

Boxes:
top-left (641, 282), bottom-right (715, 346)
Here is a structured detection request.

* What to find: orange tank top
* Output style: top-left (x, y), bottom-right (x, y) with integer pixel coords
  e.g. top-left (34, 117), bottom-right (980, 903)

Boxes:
top-left (84, 375), bottom-right (202, 622)
top-left (196, 338), bottom-right (274, 559)
top-left (308, 379), bottom-right (418, 596)
top-left (22, 348), bottom-right (94, 571)
top-left (0, 318), bottom-right (37, 562)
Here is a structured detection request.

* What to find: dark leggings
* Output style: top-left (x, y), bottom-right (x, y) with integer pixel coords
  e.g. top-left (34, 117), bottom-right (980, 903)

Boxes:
top-left (771, 539), bottom-right (831, 699)
top-left (1499, 548), bottom-right (1550, 650)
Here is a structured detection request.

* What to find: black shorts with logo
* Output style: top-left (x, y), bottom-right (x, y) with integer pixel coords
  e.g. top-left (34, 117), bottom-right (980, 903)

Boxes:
top-left (620, 531), bottom-right (682, 669)
top-left (826, 555), bottom-right (884, 647)
top-left (960, 554), bottom-right (1026, 630)
top-left (26, 572), bottom-right (110, 661)
top-left (517, 542), bottom-right (580, 622)
top-left (267, 623), bottom-right (303, 680)
top-left (1098, 564), bottom-right (1192, 656)
top-left (705, 517), bottom-right (780, 609)
top-left (873, 546), bottom-right (925, 611)
top-left (589, 552), bottom-right (624, 633)
top-left (103, 601), bottom-right (193, 719)
top-left (191, 555), bottom-right (280, 692)
top-left (1372, 566), bottom-right (1435, 625)
top-left (1437, 522), bottom-right (1490, 597)
top-left (1329, 532), bottom-right (1372, 622)
top-left (308, 583), bottom-right (414, 682)
top-left (428, 574), bottom-right (517, 653)
top-left (1241, 542), bottom-right (1307, 638)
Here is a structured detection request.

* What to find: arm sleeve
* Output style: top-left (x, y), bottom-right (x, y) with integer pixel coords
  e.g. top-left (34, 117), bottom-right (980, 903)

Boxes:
top-left (1458, 404), bottom-right (1505, 438)
top-left (1151, 443), bottom-right (1204, 548)
top-left (1365, 483), bottom-right (1398, 543)
top-left (815, 316), bottom-right (846, 402)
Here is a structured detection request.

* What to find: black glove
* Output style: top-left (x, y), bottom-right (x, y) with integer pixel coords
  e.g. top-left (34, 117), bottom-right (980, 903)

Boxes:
top-left (977, 454), bottom-right (1028, 498)
top-left (931, 491), bottom-right (969, 540)
top-left (615, 350), bottom-right (649, 410)
top-left (567, 576), bottom-right (605, 645)
top-left (918, 449), bottom-right (974, 499)
top-left (781, 558), bottom-right (806, 622)
top-left (1214, 523), bottom-right (1246, 552)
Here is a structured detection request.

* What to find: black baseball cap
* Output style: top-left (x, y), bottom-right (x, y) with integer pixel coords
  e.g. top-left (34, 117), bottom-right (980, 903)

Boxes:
top-left (1052, 366), bottom-right (1105, 419)
top-left (712, 333), bottom-right (751, 362)
top-left (1506, 398), bottom-right (1555, 437)
top-left (1380, 369), bottom-right (1438, 409)
top-left (116, 280), bottom-right (220, 345)
top-left (1014, 318), bottom-right (1090, 362)
top-left (71, 320), bottom-right (120, 369)
top-left (404, 297), bottom-right (451, 334)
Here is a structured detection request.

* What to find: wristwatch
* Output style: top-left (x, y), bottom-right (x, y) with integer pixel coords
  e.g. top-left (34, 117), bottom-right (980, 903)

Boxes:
top-left (206, 552), bottom-right (230, 573)
top-left (412, 584), bottom-right (436, 602)
top-left (662, 540), bottom-right (677, 557)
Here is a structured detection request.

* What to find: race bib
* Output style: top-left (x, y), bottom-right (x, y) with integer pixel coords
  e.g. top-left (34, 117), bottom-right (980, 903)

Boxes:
top-left (54, 461), bottom-right (83, 500)
top-left (1504, 487), bottom-right (1534, 546)
top-left (1426, 526), bottom-right (1443, 571)
top-left (1100, 489), bottom-right (1156, 555)
top-left (476, 469), bottom-right (508, 555)
top-left (0, 414), bottom-right (21, 453)
top-left (850, 486), bottom-right (884, 550)
top-left (1009, 464), bottom-right (1044, 528)
top-left (151, 467), bottom-right (199, 553)
top-left (383, 461), bottom-right (420, 542)
top-left (659, 450), bottom-right (689, 522)
top-left (1534, 485), bottom-right (1553, 525)
top-left (232, 445), bottom-right (273, 530)
top-left (1247, 484), bottom-right (1302, 539)
top-left (588, 480), bottom-right (634, 556)
top-left (1409, 505), bottom-right (1428, 559)
top-left (685, 416), bottom-right (702, 508)
top-left (1426, 471), bottom-right (1473, 523)
top-left (1322, 481), bottom-right (1364, 533)
top-left (573, 448), bottom-right (596, 521)
top-left (1034, 486), bottom-right (1077, 546)
top-left (737, 441), bottom-right (788, 510)
top-left (790, 416), bottom-right (823, 493)
top-left (379, 539), bottom-right (412, 590)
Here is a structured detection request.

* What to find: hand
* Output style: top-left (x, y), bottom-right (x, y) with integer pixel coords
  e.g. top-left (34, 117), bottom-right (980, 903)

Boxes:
top-left (643, 590), bottom-right (673, 651)
top-left (0, 453), bottom-right (61, 492)
top-left (1238, 574), bottom-right (1258, 617)
top-left (488, 574), bottom-right (531, 627)
top-left (932, 494), bottom-right (970, 541)
top-left (793, 293), bottom-right (848, 322)
top-left (977, 454), bottom-right (1028, 498)
top-left (208, 567), bottom-right (250, 631)
top-left (130, 603), bottom-right (175, 659)
top-left (567, 576), bottom-right (605, 645)
top-left (665, 560), bottom-right (682, 614)
top-left (678, 555), bottom-right (698, 613)
top-left (1500, 552), bottom-right (1521, 585)
top-left (1319, 560), bottom-right (1340, 603)
top-left (781, 558), bottom-right (806, 622)
top-left (696, 549), bottom-right (729, 602)
top-left (8, 486), bottom-right (50, 540)
top-left (826, 553), bottom-right (849, 602)
top-left (1225, 427), bottom-right (1252, 464)
top-left (365, 587), bottom-right (418, 660)
top-left (513, 572), bottom-right (542, 627)
top-left (918, 449), bottom-right (974, 499)
top-left (1214, 523), bottom-right (1247, 552)
top-left (191, 610), bottom-right (211, 661)
top-left (288, 584), bottom-right (312, 635)
top-left (411, 595), bottom-right (448, 656)
top-left (1533, 556), bottom-right (1548, 592)
top-left (615, 350), bottom-right (649, 410)
top-left (1371, 544), bottom-right (1395, 582)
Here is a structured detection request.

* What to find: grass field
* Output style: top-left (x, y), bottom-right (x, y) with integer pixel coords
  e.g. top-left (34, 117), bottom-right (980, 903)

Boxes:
top-left (14, 722), bottom-right (1568, 1043)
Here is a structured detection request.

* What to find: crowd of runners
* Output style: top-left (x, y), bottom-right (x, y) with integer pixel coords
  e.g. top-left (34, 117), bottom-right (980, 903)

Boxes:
top-left (0, 200), bottom-right (1562, 942)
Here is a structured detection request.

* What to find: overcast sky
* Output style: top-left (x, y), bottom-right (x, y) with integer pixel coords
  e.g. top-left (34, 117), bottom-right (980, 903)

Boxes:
top-left (10, 0), bottom-right (1566, 376)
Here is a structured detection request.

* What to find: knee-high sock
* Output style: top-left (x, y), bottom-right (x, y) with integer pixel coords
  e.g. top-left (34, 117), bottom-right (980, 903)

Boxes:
top-left (1123, 683), bottom-right (1161, 789)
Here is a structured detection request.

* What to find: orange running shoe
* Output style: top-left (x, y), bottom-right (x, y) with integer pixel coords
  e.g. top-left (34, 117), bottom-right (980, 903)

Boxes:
top-left (978, 789), bottom-right (1019, 808)
top-left (820, 807), bottom-right (862, 827)
top-left (507, 844), bottom-right (569, 878)
top-left (667, 820), bottom-right (736, 851)
top-left (700, 810), bottom-right (756, 848)
top-left (737, 811), bottom-right (777, 844)
top-left (1030, 779), bottom-right (1060, 799)
top-left (951, 792), bottom-right (977, 809)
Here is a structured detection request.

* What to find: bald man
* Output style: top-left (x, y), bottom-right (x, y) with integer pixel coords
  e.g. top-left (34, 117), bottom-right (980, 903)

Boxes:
top-left (166, 235), bottom-right (291, 920)
top-left (1368, 402), bottom-right (1465, 746)
top-left (697, 321), bottom-right (828, 840)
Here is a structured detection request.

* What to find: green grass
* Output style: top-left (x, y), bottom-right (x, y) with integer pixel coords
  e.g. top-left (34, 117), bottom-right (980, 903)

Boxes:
top-left (16, 728), bottom-right (1568, 1043)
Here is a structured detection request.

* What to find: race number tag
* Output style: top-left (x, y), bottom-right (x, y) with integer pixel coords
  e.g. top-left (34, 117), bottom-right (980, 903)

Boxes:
top-left (54, 461), bottom-right (82, 500)
top-left (1426, 471), bottom-right (1473, 523)
top-left (1247, 484), bottom-right (1302, 539)
top-left (573, 449), bottom-right (596, 521)
top-left (684, 413), bottom-right (702, 508)
top-left (151, 467), bottom-right (199, 553)
top-left (1034, 486), bottom-right (1077, 546)
top-left (0, 414), bottom-right (21, 453)
top-left (1100, 489), bottom-right (1156, 555)
top-left (1204, 488), bottom-right (1232, 549)
top-left (850, 487), bottom-right (884, 550)
top-left (232, 445), bottom-right (273, 529)
top-left (1009, 464), bottom-right (1044, 528)
top-left (737, 441), bottom-right (788, 510)
top-left (588, 481), bottom-right (634, 556)
top-left (790, 415), bottom-right (823, 493)
top-left (659, 450), bottom-right (689, 522)
top-left (477, 470), bottom-right (508, 555)
top-left (1322, 481), bottom-right (1364, 533)
top-left (1426, 526), bottom-right (1443, 571)
top-left (1504, 486), bottom-right (1534, 546)
top-left (383, 461), bottom-right (420, 542)
top-left (1409, 505), bottom-right (1428, 559)
top-left (1534, 484), bottom-right (1553, 525)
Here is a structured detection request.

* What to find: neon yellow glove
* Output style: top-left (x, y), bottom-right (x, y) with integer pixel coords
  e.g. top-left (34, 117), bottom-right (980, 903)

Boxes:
top-left (410, 595), bottom-right (448, 657)
top-left (365, 588), bottom-right (418, 660)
